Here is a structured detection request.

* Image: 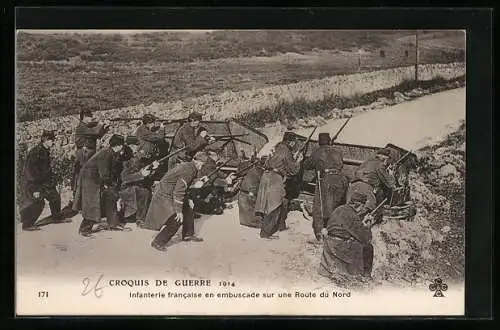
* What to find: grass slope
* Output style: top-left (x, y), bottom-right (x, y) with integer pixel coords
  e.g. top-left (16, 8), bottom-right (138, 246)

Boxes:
top-left (16, 31), bottom-right (464, 122)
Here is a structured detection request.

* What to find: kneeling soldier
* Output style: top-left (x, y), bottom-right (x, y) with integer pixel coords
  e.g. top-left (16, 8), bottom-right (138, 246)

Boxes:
top-left (347, 148), bottom-right (397, 223)
top-left (318, 192), bottom-right (374, 281)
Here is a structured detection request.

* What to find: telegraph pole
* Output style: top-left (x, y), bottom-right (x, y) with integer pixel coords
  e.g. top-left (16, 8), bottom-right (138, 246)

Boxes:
top-left (415, 30), bottom-right (420, 81)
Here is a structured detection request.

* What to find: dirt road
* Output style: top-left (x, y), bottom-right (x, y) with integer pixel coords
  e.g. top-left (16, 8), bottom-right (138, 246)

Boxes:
top-left (261, 87), bottom-right (465, 154)
top-left (16, 88), bottom-right (465, 290)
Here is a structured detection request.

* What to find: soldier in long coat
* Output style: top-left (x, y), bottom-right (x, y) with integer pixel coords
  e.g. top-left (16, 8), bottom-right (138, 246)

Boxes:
top-left (135, 114), bottom-right (166, 162)
top-left (118, 147), bottom-right (157, 226)
top-left (255, 134), bottom-right (303, 239)
top-left (318, 192), bottom-right (374, 281)
top-left (69, 110), bottom-right (109, 205)
top-left (168, 113), bottom-right (213, 169)
top-left (347, 148), bottom-right (397, 222)
top-left (19, 130), bottom-right (68, 231)
top-left (144, 152), bottom-right (209, 252)
top-left (73, 134), bottom-right (125, 237)
top-left (238, 158), bottom-right (266, 228)
top-left (303, 133), bottom-right (349, 243)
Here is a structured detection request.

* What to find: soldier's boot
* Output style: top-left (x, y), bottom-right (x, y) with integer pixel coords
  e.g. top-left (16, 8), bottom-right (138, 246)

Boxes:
top-left (78, 219), bottom-right (94, 237)
top-left (182, 235), bottom-right (204, 242)
top-left (151, 241), bottom-right (168, 252)
top-left (22, 224), bottom-right (41, 231)
top-left (307, 233), bottom-right (323, 245)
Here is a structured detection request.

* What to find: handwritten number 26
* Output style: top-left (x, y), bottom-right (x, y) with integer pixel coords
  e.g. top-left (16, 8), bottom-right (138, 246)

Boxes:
top-left (82, 274), bottom-right (104, 298)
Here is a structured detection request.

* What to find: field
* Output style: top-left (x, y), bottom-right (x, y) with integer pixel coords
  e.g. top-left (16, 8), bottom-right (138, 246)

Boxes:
top-left (16, 30), bottom-right (465, 121)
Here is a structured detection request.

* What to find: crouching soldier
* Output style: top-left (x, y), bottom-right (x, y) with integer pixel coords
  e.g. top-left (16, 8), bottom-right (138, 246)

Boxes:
top-left (255, 133), bottom-right (303, 239)
top-left (347, 148), bottom-right (397, 223)
top-left (73, 134), bottom-right (126, 237)
top-left (19, 130), bottom-right (69, 231)
top-left (143, 151), bottom-right (209, 252)
top-left (318, 192), bottom-right (374, 282)
top-left (303, 133), bottom-right (349, 244)
top-left (190, 151), bottom-right (234, 215)
top-left (238, 157), bottom-right (266, 228)
top-left (118, 145), bottom-right (159, 227)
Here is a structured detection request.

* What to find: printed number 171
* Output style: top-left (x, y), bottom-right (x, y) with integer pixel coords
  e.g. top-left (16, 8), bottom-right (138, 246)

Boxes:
top-left (38, 291), bottom-right (48, 298)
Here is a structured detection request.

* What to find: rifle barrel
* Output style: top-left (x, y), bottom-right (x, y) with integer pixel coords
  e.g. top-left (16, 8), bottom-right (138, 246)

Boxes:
top-left (235, 161), bottom-right (259, 177)
top-left (369, 198), bottom-right (388, 216)
top-left (332, 117), bottom-right (351, 141)
top-left (294, 126), bottom-right (318, 158)
top-left (110, 117), bottom-right (143, 122)
top-left (393, 150), bottom-right (413, 167)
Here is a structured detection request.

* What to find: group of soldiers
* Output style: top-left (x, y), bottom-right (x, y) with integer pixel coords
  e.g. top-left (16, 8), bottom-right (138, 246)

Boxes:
top-left (19, 110), bottom-right (237, 250)
top-left (238, 131), bottom-right (404, 281)
top-left (19, 108), bottom-right (405, 281)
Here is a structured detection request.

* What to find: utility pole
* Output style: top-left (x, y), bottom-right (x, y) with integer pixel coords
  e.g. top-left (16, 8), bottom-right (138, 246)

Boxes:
top-left (415, 30), bottom-right (419, 81)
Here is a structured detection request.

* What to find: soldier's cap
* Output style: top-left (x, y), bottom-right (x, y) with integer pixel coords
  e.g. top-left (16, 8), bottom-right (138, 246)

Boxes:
top-left (377, 148), bottom-right (392, 157)
top-left (79, 109), bottom-right (93, 119)
top-left (142, 114), bottom-right (157, 124)
top-left (350, 192), bottom-right (367, 204)
top-left (197, 126), bottom-right (208, 134)
top-left (109, 134), bottom-right (125, 147)
top-left (207, 150), bottom-right (218, 158)
top-left (192, 151), bottom-right (209, 162)
top-left (188, 112), bottom-right (203, 121)
top-left (41, 130), bottom-right (56, 141)
top-left (318, 133), bottom-right (331, 146)
top-left (283, 132), bottom-right (296, 142)
top-left (120, 144), bottom-right (134, 161)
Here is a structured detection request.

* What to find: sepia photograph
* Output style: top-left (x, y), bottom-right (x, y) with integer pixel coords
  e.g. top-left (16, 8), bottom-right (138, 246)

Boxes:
top-left (15, 28), bottom-right (466, 316)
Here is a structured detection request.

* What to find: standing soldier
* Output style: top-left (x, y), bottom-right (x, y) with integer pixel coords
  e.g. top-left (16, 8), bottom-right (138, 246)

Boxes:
top-left (135, 114), bottom-right (166, 162)
top-left (303, 133), bottom-right (348, 244)
top-left (238, 157), bottom-right (266, 228)
top-left (318, 192), bottom-right (374, 281)
top-left (66, 110), bottom-right (109, 211)
top-left (347, 148), bottom-right (397, 222)
top-left (19, 130), bottom-right (68, 231)
top-left (118, 144), bottom-right (159, 227)
top-left (255, 134), bottom-right (303, 239)
top-left (143, 151), bottom-right (209, 252)
top-left (168, 113), bottom-right (214, 169)
top-left (73, 134), bottom-right (126, 237)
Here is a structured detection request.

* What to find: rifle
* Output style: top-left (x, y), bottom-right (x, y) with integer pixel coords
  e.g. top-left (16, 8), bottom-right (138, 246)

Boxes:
top-left (212, 134), bottom-right (250, 144)
top-left (232, 160), bottom-right (259, 178)
top-left (369, 198), bottom-right (388, 216)
top-left (331, 117), bottom-right (351, 142)
top-left (317, 170), bottom-right (324, 221)
top-left (294, 126), bottom-right (318, 159)
top-left (388, 150), bottom-right (413, 171)
top-left (361, 198), bottom-right (388, 227)
top-left (191, 159), bottom-right (233, 190)
top-left (110, 116), bottom-right (184, 123)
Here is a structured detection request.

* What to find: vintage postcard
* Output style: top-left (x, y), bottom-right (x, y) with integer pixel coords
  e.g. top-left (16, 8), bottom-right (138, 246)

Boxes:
top-left (15, 29), bottom-right (466, 316)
